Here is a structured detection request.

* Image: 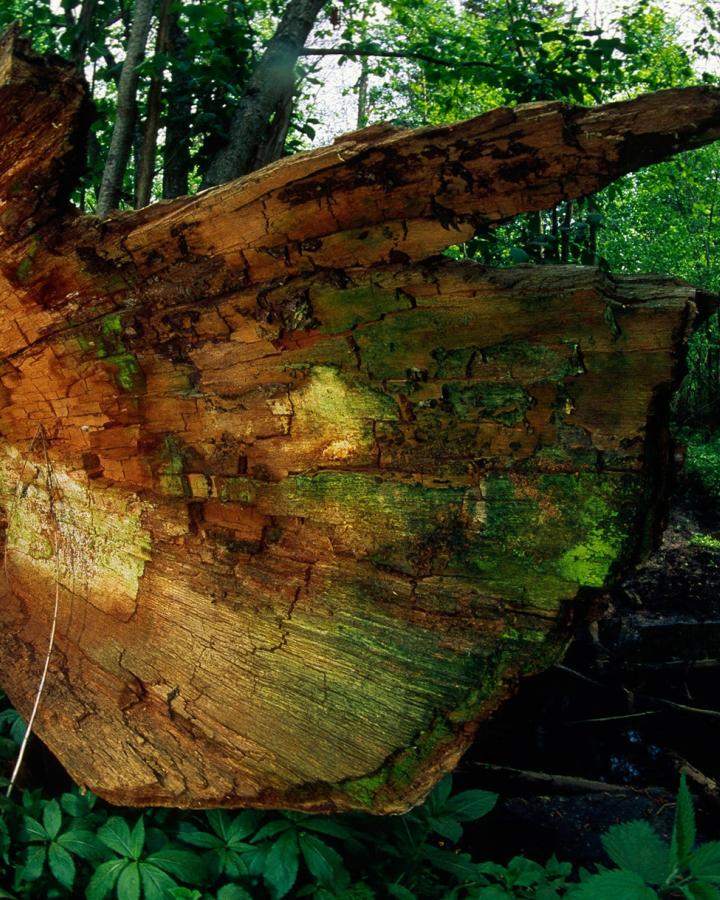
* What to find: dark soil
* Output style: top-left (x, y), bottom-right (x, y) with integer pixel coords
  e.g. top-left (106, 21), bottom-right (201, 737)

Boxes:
top-left (460, 485), bottom-right (720, 865)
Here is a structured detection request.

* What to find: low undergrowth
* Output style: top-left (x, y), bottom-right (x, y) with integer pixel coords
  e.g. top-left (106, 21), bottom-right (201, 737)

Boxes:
top-left (1, 695), bottom-right (720, 899)
top-left (679, 431), bottom-right (720, 515)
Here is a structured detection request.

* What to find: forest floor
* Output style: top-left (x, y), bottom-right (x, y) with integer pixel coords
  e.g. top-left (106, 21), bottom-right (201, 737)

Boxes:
top-left (461, 479), bottom-right (720, 864)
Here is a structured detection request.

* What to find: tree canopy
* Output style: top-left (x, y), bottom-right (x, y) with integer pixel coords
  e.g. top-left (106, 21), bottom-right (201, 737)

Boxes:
top-left (1, 0), bottom-right (719, 422)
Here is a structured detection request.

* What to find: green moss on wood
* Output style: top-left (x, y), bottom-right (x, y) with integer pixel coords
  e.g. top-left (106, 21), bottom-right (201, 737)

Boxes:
top-left (15, 235), bottom-right (41, 285)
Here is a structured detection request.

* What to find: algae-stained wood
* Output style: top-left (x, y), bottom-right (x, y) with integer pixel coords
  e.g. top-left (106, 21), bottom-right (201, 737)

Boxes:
top-left (0, 29), bottom-right (716, 812)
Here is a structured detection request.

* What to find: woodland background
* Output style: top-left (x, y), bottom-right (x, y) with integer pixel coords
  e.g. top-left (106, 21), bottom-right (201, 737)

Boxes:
top-left (0, 0), bottom-right (717, 425)
top-left (1, 0), bottom-right (720, 897)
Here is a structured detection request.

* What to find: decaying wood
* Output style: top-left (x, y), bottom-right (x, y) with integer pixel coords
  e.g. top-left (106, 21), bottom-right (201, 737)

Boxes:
top-left (0, 28), bottom-right (717, 812)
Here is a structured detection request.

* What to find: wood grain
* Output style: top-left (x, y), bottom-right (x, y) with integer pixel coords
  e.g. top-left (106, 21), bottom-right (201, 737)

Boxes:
top-left (0, 28), bottom-right (715, 811)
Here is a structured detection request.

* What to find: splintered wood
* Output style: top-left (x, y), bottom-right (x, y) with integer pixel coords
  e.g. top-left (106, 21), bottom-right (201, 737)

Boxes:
top-left (0, 26), bottom-right (716, 811)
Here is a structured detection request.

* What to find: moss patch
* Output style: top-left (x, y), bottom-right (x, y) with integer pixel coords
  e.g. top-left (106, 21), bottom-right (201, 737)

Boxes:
top-left (76, 313), bottom-right (145, 393)
top-left (0, 449), bottom-right (151, 617)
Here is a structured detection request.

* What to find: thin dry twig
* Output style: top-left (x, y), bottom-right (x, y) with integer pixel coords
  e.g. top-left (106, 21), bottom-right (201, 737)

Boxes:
top-left (554, 663), bottom-right (720, 721)
top-left (571, 710), bottom-right (658, 724)
top-left (5, 425), bottom-right (61, 798)
top-left (470, 762), bottom-right (635, 795)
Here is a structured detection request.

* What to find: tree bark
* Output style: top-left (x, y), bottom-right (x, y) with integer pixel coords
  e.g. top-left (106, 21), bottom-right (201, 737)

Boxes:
top-left (135, 0), bottom-right (172, 208)
top-left (250, 80), bottom-right (296, 170)
top-left (69, 0), bottom-right (99, 71)
top-left (202, 0), bottom-right (327, 188)
top-left (0, 31), bottom-right (719, 812)
top-left (161, 10), bottom-right (191, 199)
top-left (95, 0), bottom-right (155, 217)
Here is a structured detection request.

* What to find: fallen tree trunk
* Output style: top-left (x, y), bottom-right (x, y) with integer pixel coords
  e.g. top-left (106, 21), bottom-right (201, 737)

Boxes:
top-left (0, 27), bottom-right (717, 812)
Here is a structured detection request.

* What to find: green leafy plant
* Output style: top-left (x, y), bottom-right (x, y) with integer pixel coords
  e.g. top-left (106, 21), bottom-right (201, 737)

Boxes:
top-left (86, 815), bottom-right (207, 900)
top-left (17, 796), bottom-right (106, 892)
top-left (572, 774), bottom-right (720, 899)
top-left (1, 691), bottom-right (718, 900)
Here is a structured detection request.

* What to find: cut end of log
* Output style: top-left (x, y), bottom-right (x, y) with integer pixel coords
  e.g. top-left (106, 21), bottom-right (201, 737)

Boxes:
top-left (0, 259), bottom-right (711, 812)
top-left (0, 27), bottom-right (719, 812)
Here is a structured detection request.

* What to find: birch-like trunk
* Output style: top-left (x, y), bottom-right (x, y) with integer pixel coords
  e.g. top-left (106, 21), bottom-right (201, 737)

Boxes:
top-left (95, 0), bottom-right (155, 217)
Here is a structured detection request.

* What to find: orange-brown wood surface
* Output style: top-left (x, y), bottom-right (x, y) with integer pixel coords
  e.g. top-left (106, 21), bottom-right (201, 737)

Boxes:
top-left (0, 28), bottom-right (716, 811)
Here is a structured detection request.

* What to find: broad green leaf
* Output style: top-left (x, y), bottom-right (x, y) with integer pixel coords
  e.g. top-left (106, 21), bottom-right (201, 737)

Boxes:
top-left (423, 845), bottom-right (481, 880)
top-left (147, 847), bottom-right (207, 883)
top-left (58, 828), bottom-right (107, 860)
top-left (177, 826), bottom-right (225, 849)
top-left (429, 776), bottom-right (453, 810)
top-left (145, 826), bottom-right (169, 854)
top-left (691, 842), bottom-right (720, 882)
top-left (129, 817), bottom-right (145, 859)
top-left (86, 857), bottom-right (128, 900)
top-left (445, 789), bottom-right (498, 822)
top-left (21, 844), bottom-right (46, 882)
top-left (510, 247), bottom-right (531, 263)
top-left (140, 863), bottom-right (180, 900)
top-left (468, 886), bottom-right (508, 898)
top-left (671, 774), bottom-right (697, 868)
top-left (98, 817), bottom-right (135, 858)
top-left (601, 820), bottom-right (670, 884)
top-left (535, 887), bottom-right (563, 900)
top-left (0, 816), bottom-right (9, 863)
top-left (216, 886), bottom-right (254, 900)
top-left (219, 845), bottom-right (251, 878)
top-left (683, 884), bottom-right (720, 899)
top-left (10, 716), bottom-right (26, 745)
top-left (226, 810), bottom-right (262, 842)
top-left (167, 889), bottom-right (202, 900)
top-left (48, 842), bottom-right (76, 889)
top-left (300, 833), bottom-right (349, 889)
top-left (264, 830), bottom-right (299, 898)
top-left (42, 799), bottom-right (62, 840)
top-left (244, 842), bottom-right (271, 876)
top-left (545, 855), bottom-right (573, 879)
top-left (117, 861), bottom-right (141, 900)
top-left (428, 815), bottom-right (463, 843)
top-left (206, 810), bottom-right (230, 840)
top-left (61, 792), bottom-right (92, 818)
top-left (572, 869), bottom-right (659, 898)
top-left (253, 819), bottom-right (293, 843)
top-left (20, 815), bottom-right (48, 842)
top-left (507, 854), bottom-right (546, 886)
top-left (477, 860), bottom-right (509, 878)
top-left (298, 818), bottom-right (360, 842)
top-left (387, 885), bottom-right (417, 899)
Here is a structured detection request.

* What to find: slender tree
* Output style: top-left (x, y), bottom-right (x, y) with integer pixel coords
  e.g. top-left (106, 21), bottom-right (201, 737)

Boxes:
top-left (96, 0), bottom-right (155, 216)
top-left (135, 0), bottom-right (171, 207)
top-left (161, 9), bottom-right (192, 199)
top-left (202, 0), bottom-right (327, 188)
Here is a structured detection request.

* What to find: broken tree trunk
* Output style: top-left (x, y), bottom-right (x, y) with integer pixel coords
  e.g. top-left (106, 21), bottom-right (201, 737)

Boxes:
top-left (0, 27), bottom-right (717, 812)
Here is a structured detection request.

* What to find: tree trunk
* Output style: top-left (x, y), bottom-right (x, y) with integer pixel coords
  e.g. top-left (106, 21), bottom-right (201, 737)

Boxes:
top-left (96, 0), bottom-right (155, 217)
top-left (161, 10), bottom-right (191, 199)
top-left (202, 0), bottom-right (327, 188)
top-left (70, 0), bottom-right (99, 71)
top-left (250, 80), bottom-right (296, 171)
top-left (0, 29), bottom-right (719, 812)
top-left (135, 0), bottom-right (172, 208)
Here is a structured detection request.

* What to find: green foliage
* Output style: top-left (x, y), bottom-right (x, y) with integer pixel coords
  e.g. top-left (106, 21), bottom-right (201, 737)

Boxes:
top-left (0, 677), bottom-right (718, 900)
top-left (1, 707), bottom-right (718, 900)
top-left (682, 432), bottom-right (720, 505)
top-left (569, 774), bottom-right (720, 899)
